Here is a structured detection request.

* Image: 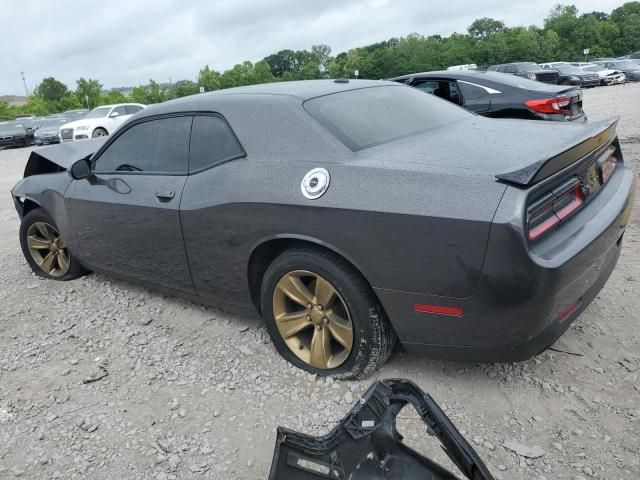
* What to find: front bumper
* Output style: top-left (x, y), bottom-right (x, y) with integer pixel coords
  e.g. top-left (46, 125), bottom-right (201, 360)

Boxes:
top-left (0, 136), bottom-right (27, 148)
top-left (35, 136), bottom-right (61, 145)
top-left (376, 165), bottom-right (635, 362)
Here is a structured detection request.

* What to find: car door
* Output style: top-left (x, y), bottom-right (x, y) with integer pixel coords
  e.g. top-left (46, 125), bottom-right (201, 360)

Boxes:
top-left (65, 115), bottom-right (195, 293)
top-left (104, 105), bottom-right (128, 133)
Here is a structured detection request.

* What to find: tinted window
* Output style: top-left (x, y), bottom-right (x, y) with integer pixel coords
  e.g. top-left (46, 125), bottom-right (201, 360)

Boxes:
top-left (304, 85), bottom-right (469, 151)
top-left (112, 106), bottom-right (127, 116)
top-left (457, 82), bottom-right (488, 100)
top-left (412, 80), bottom-right (439, 94)
top-left (95, 116), bottom-right (191, 173)
top-left (125, 105), bottom-right (143, 115)
top-left (503, 65), bottom-right (516, 73)
top-left (188, 115), bottom-right (244, 172)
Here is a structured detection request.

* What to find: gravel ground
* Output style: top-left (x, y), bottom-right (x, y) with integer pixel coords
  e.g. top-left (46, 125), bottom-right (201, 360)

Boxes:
top-left (1, 83), bottom-right (639, 480)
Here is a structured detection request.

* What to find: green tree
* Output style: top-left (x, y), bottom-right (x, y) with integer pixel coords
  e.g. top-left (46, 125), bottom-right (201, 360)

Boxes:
top-left (34, 77), bottom-right (69, 102)
top-left (172, 80), bottom-right (199, 98)
top-left (198, 66), bottom-right (221, 91)
top-left (101, 90), bottom-right (128, 104)
top-left (468, 18), bottom-right (506, 40)
top-left (76, 78), bottom-right (103, 108)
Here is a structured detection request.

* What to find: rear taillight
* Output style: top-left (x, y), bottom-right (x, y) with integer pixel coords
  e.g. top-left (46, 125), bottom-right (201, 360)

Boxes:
top-left (598, 148), bottom-right (618, 184)
top-left (525, 97), bottom-right (571, 116)
top-left (528, 179), bottom-right (584, 241)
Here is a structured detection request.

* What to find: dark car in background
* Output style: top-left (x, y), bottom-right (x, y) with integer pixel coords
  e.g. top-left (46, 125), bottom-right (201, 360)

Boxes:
top-left (488, 62), bottom-right (559, 84)
top-left (553, 64), bottom-right (600, 87)
top-left (34, 118), bottom-right (68, 145)
top-left (0, 122), bottom-right (32, 148)
top-left (391, 70), bottom-right (585, 121)
top-left (594, 60), bottom-right (640, 81)
top-left (11, 80), bottom-right (635, 378)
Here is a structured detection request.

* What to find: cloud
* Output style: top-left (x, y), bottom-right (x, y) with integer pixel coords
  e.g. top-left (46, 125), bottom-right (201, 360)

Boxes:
top-left (1, 0), bottom-right (625, 95)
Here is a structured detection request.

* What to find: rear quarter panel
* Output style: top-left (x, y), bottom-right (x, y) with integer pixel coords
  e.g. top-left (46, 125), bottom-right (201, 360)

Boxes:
top-left (180, 155), bottom-right (506, 310)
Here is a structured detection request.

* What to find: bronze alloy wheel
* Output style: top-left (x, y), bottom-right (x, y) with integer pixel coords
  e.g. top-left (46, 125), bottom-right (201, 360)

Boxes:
top-left (272, 270), bottom-right (354, 369)
top-left (26, 222), bottom-right (70, 277)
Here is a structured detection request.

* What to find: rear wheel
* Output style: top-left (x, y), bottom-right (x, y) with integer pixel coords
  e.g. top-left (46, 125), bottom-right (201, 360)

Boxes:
top-left (19, 209), bottom-right (86, 281)
top-left (92, 128), bottom-right (108, 138)
top-left (260, 248), bottom-right (396, 379)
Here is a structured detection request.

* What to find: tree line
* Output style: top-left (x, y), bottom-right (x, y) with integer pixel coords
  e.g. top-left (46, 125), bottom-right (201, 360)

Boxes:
top-left (2, 2), bottom-right (639, 120)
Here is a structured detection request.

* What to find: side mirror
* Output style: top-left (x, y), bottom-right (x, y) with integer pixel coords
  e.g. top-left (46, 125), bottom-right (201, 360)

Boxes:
top-left (70, 158), bottom-right (92, 180)
top-left (109, 111), bottom-right (120, 118)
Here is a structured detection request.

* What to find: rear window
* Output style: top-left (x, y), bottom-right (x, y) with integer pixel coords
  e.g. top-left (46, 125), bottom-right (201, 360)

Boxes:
top-left (304, 85), bottom-right (469, 151)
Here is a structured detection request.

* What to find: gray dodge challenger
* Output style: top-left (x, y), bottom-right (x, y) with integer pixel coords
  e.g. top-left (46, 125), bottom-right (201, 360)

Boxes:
top-left (11, 80), bottom-right (635, 378)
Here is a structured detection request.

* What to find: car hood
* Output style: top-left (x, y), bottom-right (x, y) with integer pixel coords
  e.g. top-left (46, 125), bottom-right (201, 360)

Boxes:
top-left (23, 137), bottom-right (107, 177)
top-left (60, 117), bottom-right (103, 129)
top-left (357, 115), bottom-right (618, 185)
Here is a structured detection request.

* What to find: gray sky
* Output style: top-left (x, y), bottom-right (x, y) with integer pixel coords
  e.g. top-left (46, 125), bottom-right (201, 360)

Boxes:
top-left (2, 0), bottom-right (626, 95)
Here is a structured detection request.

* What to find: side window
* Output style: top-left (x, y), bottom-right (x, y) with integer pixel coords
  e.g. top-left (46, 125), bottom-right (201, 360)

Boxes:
top-left (503, 65), bottom-right (516, 74)
top-left (457, 82), bottom-right (489, 100)
top-left (94, 116), bottom-right (191, 174)
top-left (412, 80), bottom-right (439, 94)
top-left (124, 105), bottom-right (142, 115)
top-left (112, 106), bottom-right (127, 116)
top-left (188, 115), bottom-right (245, 172)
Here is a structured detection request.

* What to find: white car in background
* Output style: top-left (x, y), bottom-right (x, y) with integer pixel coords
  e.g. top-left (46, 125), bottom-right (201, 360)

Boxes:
top-left (59, 103), bottom-right (146, 142)
top-left (574, 63), bottom-right (626, 85)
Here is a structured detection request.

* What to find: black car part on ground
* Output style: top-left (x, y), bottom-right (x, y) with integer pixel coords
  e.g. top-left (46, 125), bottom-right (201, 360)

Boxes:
top-left (390, 70), bottom-right (584, 121)
top-left (269, 379), bottom-right (494, 480)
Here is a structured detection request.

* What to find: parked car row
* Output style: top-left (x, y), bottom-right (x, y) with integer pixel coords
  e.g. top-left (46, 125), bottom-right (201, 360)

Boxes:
top-left (1, 103), bottom-right (147, 149)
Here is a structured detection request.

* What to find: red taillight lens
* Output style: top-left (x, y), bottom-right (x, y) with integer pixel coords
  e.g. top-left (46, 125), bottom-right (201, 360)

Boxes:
top-left (599, 151), bottom-right (617, 184)
top-left (528, 180), bottom-right (584, 241)
top-left (525, 97), bottom-right (571, 115)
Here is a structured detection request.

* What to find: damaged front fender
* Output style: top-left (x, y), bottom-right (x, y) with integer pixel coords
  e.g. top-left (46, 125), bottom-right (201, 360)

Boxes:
top-left (269, 379), bottom-right (494, 480)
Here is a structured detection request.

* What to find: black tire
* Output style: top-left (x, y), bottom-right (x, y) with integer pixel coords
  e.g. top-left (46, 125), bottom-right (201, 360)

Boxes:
top-left (92, 128), bottom-right (108, 138)
top-left (260, 247), bottom-right (396, 379)
top-left (19, 209), bottom-right (87, 281)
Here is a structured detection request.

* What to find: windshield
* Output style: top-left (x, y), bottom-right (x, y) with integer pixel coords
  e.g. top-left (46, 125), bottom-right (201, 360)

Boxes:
top-left (304, 85), bottom-right (469, 151)
top-left (514, 62), bottom-right (540, 70)
top-left (613, 61), bottom-right (638, 68)
top-left (556, 65), bottom-right (583, 74)
top-left (0, 123), bottom-right (23, 132)
top-left (38, 119), bottom-right (66, 129)
top-left (84, 107), bottom-right (111, 119)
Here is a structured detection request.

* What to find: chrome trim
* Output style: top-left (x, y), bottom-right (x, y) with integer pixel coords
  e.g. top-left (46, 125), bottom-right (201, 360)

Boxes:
top-left (457, 80), bottom-right (502, 94)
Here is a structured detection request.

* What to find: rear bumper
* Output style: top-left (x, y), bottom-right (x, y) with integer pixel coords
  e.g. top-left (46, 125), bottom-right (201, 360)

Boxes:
top-left (376, 166), bottom-right (635, 362)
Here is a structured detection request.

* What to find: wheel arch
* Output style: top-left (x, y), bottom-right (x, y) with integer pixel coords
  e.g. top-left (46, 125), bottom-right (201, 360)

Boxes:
top-left (93, 126), bottom-right (109, 136)
top-left (247, 235), bottom-right (375, 315)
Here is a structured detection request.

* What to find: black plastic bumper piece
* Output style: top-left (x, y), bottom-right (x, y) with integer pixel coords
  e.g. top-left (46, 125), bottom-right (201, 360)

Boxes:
top-left (268, 379), bottom-right (494, 480)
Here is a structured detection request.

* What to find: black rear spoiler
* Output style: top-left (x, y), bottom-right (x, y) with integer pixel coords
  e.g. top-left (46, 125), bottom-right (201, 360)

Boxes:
top-left (269, 379), bottom-right (494, 480)
top-left (496, 117), bottom-right (619, 186)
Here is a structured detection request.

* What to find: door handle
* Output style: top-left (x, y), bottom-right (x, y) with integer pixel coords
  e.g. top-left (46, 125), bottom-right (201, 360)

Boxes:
top-left (155, 190), bottom-right (175, 201)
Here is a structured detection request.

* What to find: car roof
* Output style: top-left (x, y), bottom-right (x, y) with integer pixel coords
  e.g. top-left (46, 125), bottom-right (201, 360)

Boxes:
top-left (390, 70), bottom-right (569, 93)
top-left (133, 79), bottom-right (401, 118)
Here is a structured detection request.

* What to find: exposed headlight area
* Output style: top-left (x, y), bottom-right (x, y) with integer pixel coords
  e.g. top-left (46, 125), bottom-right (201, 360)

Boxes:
top-left (76, 125), bottom-right (90, 132)
top-left (526, 73), bottom-right (537, 80)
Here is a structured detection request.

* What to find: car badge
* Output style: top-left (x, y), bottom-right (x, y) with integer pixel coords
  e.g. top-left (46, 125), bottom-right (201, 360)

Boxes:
top-left (301, 168), bottom-right (330, 199)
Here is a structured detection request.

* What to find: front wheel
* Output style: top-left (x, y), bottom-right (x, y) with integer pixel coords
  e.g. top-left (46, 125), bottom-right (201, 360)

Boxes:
top-left (19, 209), bottom-right (87, 281)
top-left (92, 128), bottom-right (108, 138)
top-left (260, 248), bottom-right (396, 379)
